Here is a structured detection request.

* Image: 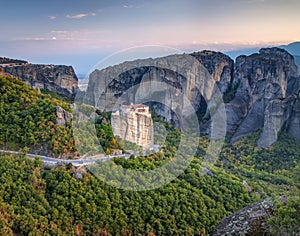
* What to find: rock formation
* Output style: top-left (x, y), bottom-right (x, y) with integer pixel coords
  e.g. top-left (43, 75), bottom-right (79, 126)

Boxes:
top-left (0, 57), bottom-right (78, 98)
top-left (83, 53), bottom-right (223, 131)
top-left (56, 106), bottom-right (73, 126)
top-left (287, 97), bottom-right (300, 141)
top-left (82, 47), bottom-right (300, 148)
top-left (212, 198), bottom-right (274, 235)
top-left (229, 48), bottom-right (300, 147)
top-left (112, 104), bottom-right (154, 149)
top-left (191, 50), bottom-right (234, 94)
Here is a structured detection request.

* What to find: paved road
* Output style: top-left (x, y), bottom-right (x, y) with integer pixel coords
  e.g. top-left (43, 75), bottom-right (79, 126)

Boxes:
top-left (0, 150), bottom-right (130, 167)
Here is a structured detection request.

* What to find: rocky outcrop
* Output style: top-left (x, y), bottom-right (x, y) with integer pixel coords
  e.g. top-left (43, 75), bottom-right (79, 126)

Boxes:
top-left (83, 52), bottom-right (231, 136)
top-left (212, 199), bottom-right (274, 236)
top-left (0, 58), bottom-right (78, 98)
top-left (257, 97), bottom-right (293, 148)
top-left (191, 50), bottom-right (234, 94)
top-left (56, 106), bottom-right (73, 126)
top-left (83, 48), bottom-right (300, 148)
top-left (287, 98), bottom-right (300, 141)
top-left (83, 54), bottom-right (219, 129)
top-left (229, 48), bottom-right (300, 147)
top-left (0, 67), bottom-right (14, 78)
top-left (112, 104), bottom-right (154, 149)
top-left (0, 57), bottom-right (27, 65)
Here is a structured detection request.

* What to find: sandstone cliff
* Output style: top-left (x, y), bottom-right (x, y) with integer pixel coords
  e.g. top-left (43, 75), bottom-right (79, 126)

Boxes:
top-left (83, 48), bottom-right (300, 148)
top-left (83, 54), bottom-right (217, 129)
top-left (191, 50), bottom-right (234, 94)
top-left (112, 104), bottom-right (154, 149)
top-left (229, 48), bottom-right (300, 147)
top-left (0, 57), bottom-right (78, 98)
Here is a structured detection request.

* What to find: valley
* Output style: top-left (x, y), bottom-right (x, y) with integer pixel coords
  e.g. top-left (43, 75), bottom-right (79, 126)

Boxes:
top-left (0, 47), bottom-right (299, 235)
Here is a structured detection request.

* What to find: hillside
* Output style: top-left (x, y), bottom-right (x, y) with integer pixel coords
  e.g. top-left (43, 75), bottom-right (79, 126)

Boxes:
top-left (0, 49), bottom-right (299, 235)
top-left (0, 128), bottom-right (299, 235)
top-left (0, 75), bottom-right (76, 158)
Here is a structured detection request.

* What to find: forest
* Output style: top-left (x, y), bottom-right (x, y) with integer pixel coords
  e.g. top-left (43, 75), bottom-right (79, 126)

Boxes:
top-left (0, 75), bottom-right (299, 235)
top-left (0, 76), bottom-right (76, 157)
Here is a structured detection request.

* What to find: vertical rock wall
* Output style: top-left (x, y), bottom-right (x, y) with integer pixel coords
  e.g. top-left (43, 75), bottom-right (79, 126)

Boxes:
top-left (112, 104), bottom-right (154, 150)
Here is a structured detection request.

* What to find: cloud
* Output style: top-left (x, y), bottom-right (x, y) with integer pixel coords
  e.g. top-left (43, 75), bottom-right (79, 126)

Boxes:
top-left (49, 15), bottom-right (57, 20)
top-left (241, 0), bottom-right (266, 3)
top-left (122, 4), bottom-right (144, 9)
top-left (14, 37), bottom-right (50, 41)
top-left (66, 13), bottom-right (87, 19)
top-left (51, 30), bottom-right (79, 34)
top-left (66, 12), bottom-right (96, 19)
top-left (50, 30), bottom-right (81, 40)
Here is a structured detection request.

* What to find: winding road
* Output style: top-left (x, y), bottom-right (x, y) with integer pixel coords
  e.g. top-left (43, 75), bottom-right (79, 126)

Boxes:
top-left (0, 150), bottom-right (130, 167)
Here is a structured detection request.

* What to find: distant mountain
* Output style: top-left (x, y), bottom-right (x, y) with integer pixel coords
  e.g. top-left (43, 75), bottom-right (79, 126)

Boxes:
top-left (225, 42), bottom-right (300, 75)
top-left (280, 41), bottom-right (300, 56)
top-left (225, 47), bottom-right (260, 60)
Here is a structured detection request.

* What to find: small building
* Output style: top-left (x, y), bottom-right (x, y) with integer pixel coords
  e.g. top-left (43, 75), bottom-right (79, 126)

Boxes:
top-left (111, 149), bottom-right (123, 156)
top-left (112, 103), bottom-right (154, 150)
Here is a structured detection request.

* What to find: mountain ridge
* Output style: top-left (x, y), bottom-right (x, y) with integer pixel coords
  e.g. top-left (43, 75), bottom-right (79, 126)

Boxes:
top-left (0, 57), bottom-right (79, 98)
top-left (1, 46), bottom-right (299, 148)
top-left (84, 47), bottom-right (300, 148)
top-left (225, 41), bottom-right (300, 75)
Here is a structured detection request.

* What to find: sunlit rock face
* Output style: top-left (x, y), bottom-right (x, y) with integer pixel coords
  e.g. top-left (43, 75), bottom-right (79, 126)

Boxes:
top-left (56, 106), bottom-right (73, 126)
top-left (84, 48), bottom-right (300, 148)
top-left (0, 57), bottom-right (78, 98)
top-left (112, 104), bottom-right (154, 150)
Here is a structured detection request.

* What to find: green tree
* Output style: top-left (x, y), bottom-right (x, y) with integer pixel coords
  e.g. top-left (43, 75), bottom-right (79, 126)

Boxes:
top-left (268, 197), bottom-right (300, 236)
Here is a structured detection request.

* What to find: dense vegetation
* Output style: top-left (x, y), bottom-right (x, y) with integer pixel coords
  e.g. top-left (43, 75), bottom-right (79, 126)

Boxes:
top-left (0, 75), bottom-right (299, 235)
top-left (0, 152), bottom-right (255, 235)
top-left (218, 131), bottom-right (300, 198)
top-left (268, 196), bottom-right (300, 236)
top-left (0, 130), bottom-right (299, 235)
top-left (0, 76), bottom-right (76, 158)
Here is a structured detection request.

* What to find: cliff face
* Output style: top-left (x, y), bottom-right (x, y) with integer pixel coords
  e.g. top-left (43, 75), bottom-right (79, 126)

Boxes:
top-left (56, 106), bottom-right (73, 126)
top-left (229, 48), bottom-right (300, 147)
top-left (191, 50), bottom-right (234, 94)
top-left (112, 104), bottom-right (154, 149)
top-left (0, 58), bottom-right (78, 98)
top-left (84, 54), bottom-right (217, 128)
top-left (83, 48), bottom-right (300, 148)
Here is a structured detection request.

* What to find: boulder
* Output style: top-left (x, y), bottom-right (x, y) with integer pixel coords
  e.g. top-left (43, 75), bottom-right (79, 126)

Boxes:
top-left (56, 106), bottom-right (73, 126)
top-left (212, 199), bottom-right (274, 236)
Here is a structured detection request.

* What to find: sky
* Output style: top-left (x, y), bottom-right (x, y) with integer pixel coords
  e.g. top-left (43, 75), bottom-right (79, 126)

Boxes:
top-left (1, 0), bottom-right (300, 74)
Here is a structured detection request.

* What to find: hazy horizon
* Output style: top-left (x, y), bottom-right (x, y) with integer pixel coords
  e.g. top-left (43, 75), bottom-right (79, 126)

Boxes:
top-left (1, 0), bottom-right (300, 74)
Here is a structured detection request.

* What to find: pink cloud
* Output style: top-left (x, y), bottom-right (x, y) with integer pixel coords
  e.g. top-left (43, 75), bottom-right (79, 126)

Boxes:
top-left (66, 13), bottom-right (96, 19)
